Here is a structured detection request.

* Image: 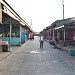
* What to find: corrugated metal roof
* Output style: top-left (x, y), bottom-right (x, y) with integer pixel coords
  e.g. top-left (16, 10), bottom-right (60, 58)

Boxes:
top-left (56, 18), bottom-right (75, 27)
top-left (1, 0), bottom-right (33, 32)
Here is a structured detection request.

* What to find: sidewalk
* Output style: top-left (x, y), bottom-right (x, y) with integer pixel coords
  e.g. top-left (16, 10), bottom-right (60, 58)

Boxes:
top-left (54, 43), bottom-right (75, 56)
top-left (0, 52), bottom-right (12, 62)
top-left (46, 39), bottom-right (75, 56)
top-left (0, 46), bottom-right (21, 62)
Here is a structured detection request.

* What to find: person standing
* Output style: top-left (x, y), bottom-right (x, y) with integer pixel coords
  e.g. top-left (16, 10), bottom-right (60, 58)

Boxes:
top-left (39, 35), bottom-right (44, 48)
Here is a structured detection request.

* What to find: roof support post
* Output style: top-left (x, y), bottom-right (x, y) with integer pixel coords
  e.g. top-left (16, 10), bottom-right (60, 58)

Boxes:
top-left (63, 28), bottom-right (66, 46)
top-left (53, 28), bottom-right (55, 41)
top-left (0, 2), bottom-right (2, 24)
top-left (19, 25), bottom-right (21, 46)
top-left (49, 29), bottom-right (51, 39)
top-left (9, 18), bottom-right (12, 52)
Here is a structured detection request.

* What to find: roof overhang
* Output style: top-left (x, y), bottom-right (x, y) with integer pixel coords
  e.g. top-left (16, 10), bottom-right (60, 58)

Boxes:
top-left (55, 25), bottom-right (64, 30)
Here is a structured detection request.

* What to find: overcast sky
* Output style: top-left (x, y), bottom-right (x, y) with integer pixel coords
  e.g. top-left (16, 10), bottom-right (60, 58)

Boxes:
top-left (6, 0), bottom-right (75, 32)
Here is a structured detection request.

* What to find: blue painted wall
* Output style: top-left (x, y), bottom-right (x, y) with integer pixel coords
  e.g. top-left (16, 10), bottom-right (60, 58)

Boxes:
top-left (2, 32), bottom-right (28, 46)
top-left (21, 31), bottom-right (28, 44)
top-left (21, 32), bottom-right (25, 44)
top-left (25, 35), bottom-right (28, 42)
top-left (2, 37), bottom-right (20, 46)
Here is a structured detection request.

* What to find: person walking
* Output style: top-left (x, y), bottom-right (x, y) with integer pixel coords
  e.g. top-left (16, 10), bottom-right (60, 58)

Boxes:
top-left (39, 34), bottom-right (44, 48)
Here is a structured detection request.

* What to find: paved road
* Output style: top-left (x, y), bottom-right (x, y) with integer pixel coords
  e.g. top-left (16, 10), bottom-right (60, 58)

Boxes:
top-left (0, 36), bottom-right (75, 75)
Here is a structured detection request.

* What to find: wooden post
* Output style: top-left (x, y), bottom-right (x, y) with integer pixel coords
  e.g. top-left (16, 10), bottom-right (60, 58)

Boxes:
top-left (0, 2), bottom-right (2, 24)
top-left (63, 28), bottom-right (66, 46)
top-left (53, 28), bottom-right (55, 40)
top-left (50, 29), bottom-right (51, 38)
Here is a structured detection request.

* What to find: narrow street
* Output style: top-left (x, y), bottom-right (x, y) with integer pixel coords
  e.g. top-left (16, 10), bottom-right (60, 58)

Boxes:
top-left (0, 36), bottom-right (75, 75)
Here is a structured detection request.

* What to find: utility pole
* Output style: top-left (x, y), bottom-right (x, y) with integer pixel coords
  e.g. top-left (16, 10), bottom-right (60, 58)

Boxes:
top-left (62, 0), bottom-right (66, 46)
top-left (62, 0), bottom-right (64, 19)
top-left (30, 19), bottom-right (32, 27)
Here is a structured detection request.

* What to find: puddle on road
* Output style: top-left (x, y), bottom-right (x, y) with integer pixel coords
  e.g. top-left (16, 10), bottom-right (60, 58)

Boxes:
top-left (52, 60), bottom-right (62, 63)
top-left (14, 50), bottom-right (47, 54)
top-left (30, 50), bottom-right (40, 54)
top-left (42, 51), bottom-right (46, 53)
top-left (52, 61), bottom-right (58, 62)
top-left (29, 50), bottom-right (47, 54)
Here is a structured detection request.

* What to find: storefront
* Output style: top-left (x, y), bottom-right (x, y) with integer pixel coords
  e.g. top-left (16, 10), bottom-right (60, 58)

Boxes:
top-left (2, 12), bottom-right (27, 46)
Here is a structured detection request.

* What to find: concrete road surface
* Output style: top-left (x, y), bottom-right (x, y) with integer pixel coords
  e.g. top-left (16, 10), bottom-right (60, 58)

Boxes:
top-left (0, 36), bottom-right (75, 75)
